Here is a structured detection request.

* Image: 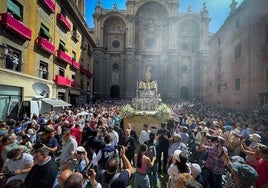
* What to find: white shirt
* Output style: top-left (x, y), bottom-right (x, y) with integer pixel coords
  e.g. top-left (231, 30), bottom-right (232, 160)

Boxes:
top-left (108, 130), bottom-right (119, 147)
top-left (139, 129), bottom-right (151, 145)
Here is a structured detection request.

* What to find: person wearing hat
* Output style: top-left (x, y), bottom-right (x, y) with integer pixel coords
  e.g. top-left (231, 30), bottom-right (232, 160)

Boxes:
top-left (167, 149), bottom-right (192, 188)
top-left (69, 146), bottom-right (89, 173)
top-left (255, 144), bottom-right (268, 188)
top-left (190, 163), bottom-right (207, 188)
top-left (240, 134), bottom-right (262, 168)
top-left (168, 134), bottom-right (188, 166)
top-left (19, 134), bottom-right (32, 151)
top-left (200, 133), bottom-right (227, 188)
top-left (227, 129), bottom-right (242, 156)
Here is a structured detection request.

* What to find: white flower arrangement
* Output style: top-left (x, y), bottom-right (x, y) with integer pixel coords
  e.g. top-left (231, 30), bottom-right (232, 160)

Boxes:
top-left (119, 104), bottom-right (135, 118)
top-left (155, 103), bottom-right (172, 121)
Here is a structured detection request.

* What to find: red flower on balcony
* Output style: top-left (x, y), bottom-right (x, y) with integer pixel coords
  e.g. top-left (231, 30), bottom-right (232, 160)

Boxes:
top-left (72, 60), bottom-right (80, 70)
top-left (42, 0), bottom-right (56, 13)
top-left (57, 50), bottom-right (72, 65)
top-left (57, 13), bottom-right (71, 31)
top-left (0, 13), bottom-right (32, 40)
top-left (37, 37), bottom-right (55, 54)
top-left (55, 75), bottom-right (71, 86)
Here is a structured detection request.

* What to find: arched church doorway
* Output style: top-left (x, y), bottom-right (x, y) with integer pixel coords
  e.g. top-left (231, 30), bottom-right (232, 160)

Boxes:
top-left (111, 85), bottom-right (120, 99)
top-left (180, 86), bottom-right (189, 99)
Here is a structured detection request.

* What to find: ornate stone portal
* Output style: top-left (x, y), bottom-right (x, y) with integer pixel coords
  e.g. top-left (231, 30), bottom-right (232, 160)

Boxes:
top-left (132, 69), bottom-right (162, 111)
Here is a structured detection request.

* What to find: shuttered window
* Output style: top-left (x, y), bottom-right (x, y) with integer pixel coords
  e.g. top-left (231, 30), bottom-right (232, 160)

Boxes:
top-left (7, 0), bottom-right (21, 18)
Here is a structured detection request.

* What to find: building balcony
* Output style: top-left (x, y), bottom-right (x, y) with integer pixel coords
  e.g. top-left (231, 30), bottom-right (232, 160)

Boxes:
top-left (80, 65), bottom-right (87, 74)
top-left (86, 70), bottom-right (93, 78)
top-left (57, 13), bottom-right (71, 31)
top-left (36, 37), bottom-right (55, 55)
top-left (0, 13), bottom-right (32, 40)
top-left (71, 80), bottom-right (77, 87)
top-left (55, 75), bottom-right (71, 86)
top-left (72, 60), bottom-right (80, 70)
top-left (56, 50), bottom-right (72, 65)
top-left (41, 0), bottom-right (56, 13)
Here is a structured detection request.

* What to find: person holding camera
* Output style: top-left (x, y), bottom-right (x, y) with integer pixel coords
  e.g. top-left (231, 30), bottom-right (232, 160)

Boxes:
top-left (69, 146), bottom-right (90, 173)
top-left (92, 146), bottom-right (132, 188)
top-left (200, 134), bottom-right (227, 188)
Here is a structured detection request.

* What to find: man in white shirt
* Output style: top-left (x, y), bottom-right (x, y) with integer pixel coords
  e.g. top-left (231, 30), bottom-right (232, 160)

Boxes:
top-left (107, 126), bottom-right (119, 147)
top-left (139, 124), bottom-right (151, 145)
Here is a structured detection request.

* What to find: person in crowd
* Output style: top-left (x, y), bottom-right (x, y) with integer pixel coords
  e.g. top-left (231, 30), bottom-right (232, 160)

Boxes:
top-left (157, 123), bottom-right (171, 174)
top-left (70, 122), bottom-right (82, 146)
top-left (19, 134), bottom-right (32, 151)
top-left (24, 146), bottom-right (58, 188)
top-left (64, 172), bottom-right (84, 188)
top-left (180, 126), bottom-right (190, 145)
top-left (84, 129), bottom-right (105, 161)
top-left (200, 134), bottom-right (227, 188)
top-left (60, 128), bottom-right (78, 171)
top-left (255, 143), bottom-right (268, 188)
top-left (107, 126), bottom-right (119, 148)
top-left (168, 149), bottom-right (191, 185)
top-left (1, 134), bottom-right (25, 162)
top-left (95, 146), bottom-right (132, 188)
top-left (144, 132), bottom-right (159, 188)
top-left (185, 179), bottom-right (203, 188)
top-left (114, 122), bottom-right (125, 146)
top-left (139, 124), bottom-right (151, 145)
top-left (190, 163), bottom-right (207, 188)
top-left (127, 123), bottom-right (138, 142)
top-left (168, 133), bottom-right (188, 166)
top-left (92, 134), bottom-right (116, 170)
top-left (134, 144), bottom-right (156, 188)
top-left (52, 169), bottom-right (73, 188)
top-left (1, 148), bottom-right (34, 183)
top-left (123, 128), bottom-right (136, 166)
top-left (38, 125), bottom-right (59, 159)
top-left (68, 146), bottom-right (90, 172)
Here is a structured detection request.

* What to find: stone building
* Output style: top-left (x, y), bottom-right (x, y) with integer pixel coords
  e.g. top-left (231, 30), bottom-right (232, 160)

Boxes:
top-left (92, 0), bottom-right (210, 101)
top-left (0, 0), bottom-right (95, 120)
top-left (207, 0), bottom-right (268, 111)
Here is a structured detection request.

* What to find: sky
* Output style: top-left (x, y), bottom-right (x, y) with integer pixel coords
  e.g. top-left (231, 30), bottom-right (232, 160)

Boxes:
top-left (85, 0), bottom-right (243, 33)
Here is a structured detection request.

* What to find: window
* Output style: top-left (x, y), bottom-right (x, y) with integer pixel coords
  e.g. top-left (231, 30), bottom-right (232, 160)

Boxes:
top-left (217, 83), bottom-right (221, 93)
top-left (7, 0), bottom-right (23, 21)
top-left (80, 79), bottom-right (84, 89)
top-left (38, 61), bottom-right (48, 79)
top-left (72, 26), bottom-right (79, 42)
top-left (217, 57), bottom-right (221, 71)
top-left (40, 24), bottom-right (52, 40)
top-left (217, 37), bottom-right (221, 46)
top-left (181, 65), bottom-right (187, 72)
top-left (266, 69), bottom-right (268, 87)
top-left (234, 42), bottom-right (241, 60)
top-left (59, 40), bottom-right (68, 52)
top-left (235, 78), bottom-right (240, 91)
top-left (59, 67), bottom-right (65, 76)
top-left (5, 47), bottom-right (21, 72)
top-left (72, 51), bottom-right (76, 61)
top-left (265, 24), bottom-right (268, 42)
top-left (235, 17), bottom-right (240, 29)
top-left (88, 44), bottom-right (92, 56)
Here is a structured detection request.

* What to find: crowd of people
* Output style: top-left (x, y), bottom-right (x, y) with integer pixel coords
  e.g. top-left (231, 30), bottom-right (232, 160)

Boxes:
top-left (0, 99), bottom-right (267, 188)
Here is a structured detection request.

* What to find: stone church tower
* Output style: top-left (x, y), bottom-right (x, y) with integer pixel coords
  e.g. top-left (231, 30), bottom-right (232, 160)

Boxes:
top-left (92, 0), bottom-right (210, 101)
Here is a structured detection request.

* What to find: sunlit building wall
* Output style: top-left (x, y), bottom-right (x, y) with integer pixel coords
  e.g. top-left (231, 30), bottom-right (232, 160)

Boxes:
top-left (92, 0), bottom-right (210, 101)
top-left (207, 0), bottom-right (268, 111)
top-left (0, 0), bottom-right (95, 120)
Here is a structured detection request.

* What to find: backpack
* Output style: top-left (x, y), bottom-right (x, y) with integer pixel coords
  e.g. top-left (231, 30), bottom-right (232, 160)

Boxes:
top-left (100, 170), bottom-right (120, 188)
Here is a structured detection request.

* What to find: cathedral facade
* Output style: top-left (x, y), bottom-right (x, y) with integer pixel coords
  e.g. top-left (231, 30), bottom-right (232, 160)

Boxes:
top-left (92, 0), bottom-right (210, 101)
